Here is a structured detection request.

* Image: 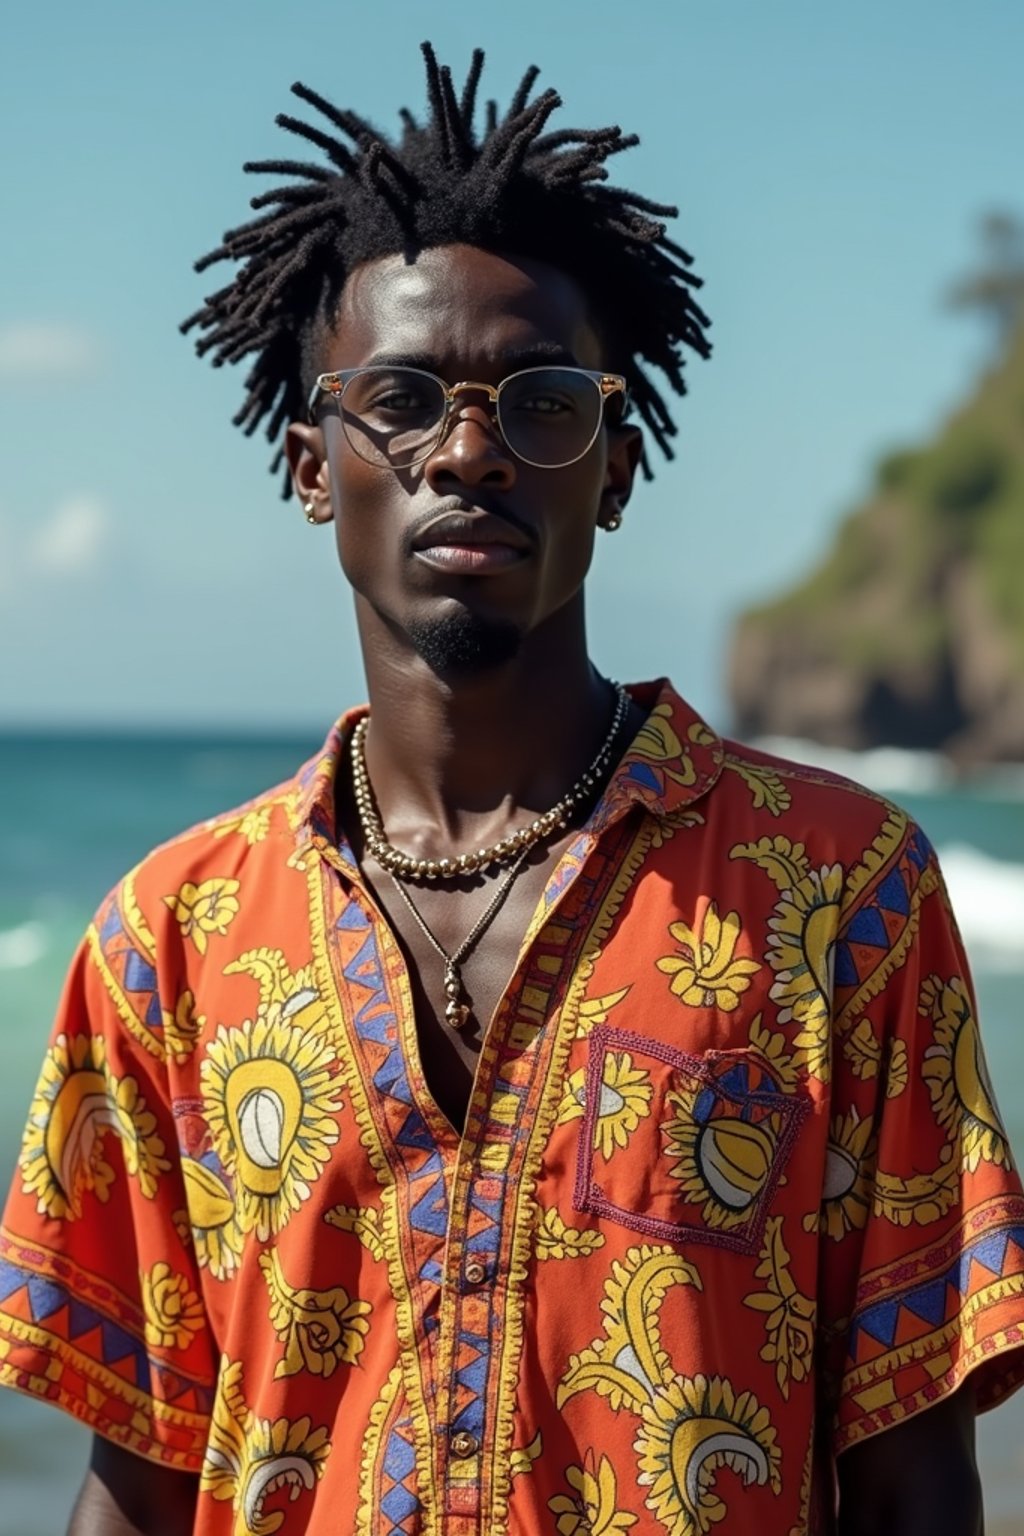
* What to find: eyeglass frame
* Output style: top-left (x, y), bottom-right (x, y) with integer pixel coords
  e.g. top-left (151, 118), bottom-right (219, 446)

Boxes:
top-left (306, 364), bottom-right (629, 470)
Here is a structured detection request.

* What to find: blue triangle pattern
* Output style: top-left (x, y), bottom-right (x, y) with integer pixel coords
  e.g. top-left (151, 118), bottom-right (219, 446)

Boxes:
top-left (337, 902), bottom-right (369, 933)
top-left (409, 1177), bottom-right (449, 1237)
top-left (899, 1278), bottom-right (947, 1327)
top-left (876, 868), bottom-right (910, 916)
top-left (854, 1297), bottom-right (900, 1347)
top-left (383, 1426), bottom-right (416, 1484)
top-left (100, 1320), bottom-right (148, 1381)
top-left (969, 1229), bottom-right (1012, 1278)
top-left (625, 762), bottom-right (662, 793)
top-left (833, 942), bottom-right (860, 988)
top-left (145, 993), bottom-right (163, 1028)
top-left (469, 1186), bottom-right (502, 1225)
top-left (0, 1259), bottom-right (27, 1303)
top-left (27, 1275), bottom-right (66, 1322)
top-left (374, 1056), bottom-right (413, 1106)
top-left (395, 1113), bottom-right (436, 1152)
top-left (124, 951), bottom-right (157, 994)
top-left (456, 1351), bottom-right (489, 1399)
top-left (907, 828), bottom-right (932, 870)
top-left (380, 1485), bottom-right (419, 1531)
top-left (99, 903), bottom-right (123, 946)
top-left (452, 1401), bottom-right (485, 1437)
top-left (845, 905), bottom-right (890, 949)
top-left (357, 1008), bottom-right (393, 1047)
top-left (68, 1297), bottom-right (102, 1338)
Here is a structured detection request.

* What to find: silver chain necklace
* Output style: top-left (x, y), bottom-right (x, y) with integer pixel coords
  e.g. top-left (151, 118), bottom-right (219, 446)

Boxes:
top-left (385, 846), bottom-right (532, 1030)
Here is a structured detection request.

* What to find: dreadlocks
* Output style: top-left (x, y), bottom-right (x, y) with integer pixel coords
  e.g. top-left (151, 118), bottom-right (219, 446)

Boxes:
top-left (182, 42), bottom-right (711, 495)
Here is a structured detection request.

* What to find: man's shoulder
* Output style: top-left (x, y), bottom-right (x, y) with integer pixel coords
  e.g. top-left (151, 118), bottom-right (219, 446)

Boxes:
top-left (719, 735), bottom-right (898, 815)
top-left (702, 734), bottom-right (924, 873)
top-left (100, 771), bottom-right (307, 948)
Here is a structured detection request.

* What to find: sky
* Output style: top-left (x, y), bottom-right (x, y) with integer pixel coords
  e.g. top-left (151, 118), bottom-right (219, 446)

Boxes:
top-left (1, 0), bottom-right (1021, 731)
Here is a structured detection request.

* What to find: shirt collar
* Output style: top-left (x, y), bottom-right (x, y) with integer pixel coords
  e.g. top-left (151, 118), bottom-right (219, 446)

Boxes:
top-left (293, 679), bottom-right (723, 864)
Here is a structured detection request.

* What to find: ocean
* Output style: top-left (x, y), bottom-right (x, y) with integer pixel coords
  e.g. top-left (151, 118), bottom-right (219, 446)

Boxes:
top-left (1, 730), bottom-right (1022, 1531)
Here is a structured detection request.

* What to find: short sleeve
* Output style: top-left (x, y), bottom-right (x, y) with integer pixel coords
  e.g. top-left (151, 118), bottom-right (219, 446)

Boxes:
top-left (818, 822), bottom-right (1024, 1453)
top-left (0, 919), bottom-right (217, 1470)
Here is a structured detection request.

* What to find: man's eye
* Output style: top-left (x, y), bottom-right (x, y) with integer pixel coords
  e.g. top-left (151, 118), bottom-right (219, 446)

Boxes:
top-left (516, 394), bottom-right (572, 414)
top-left (372, 391), bottom-right (427, 411)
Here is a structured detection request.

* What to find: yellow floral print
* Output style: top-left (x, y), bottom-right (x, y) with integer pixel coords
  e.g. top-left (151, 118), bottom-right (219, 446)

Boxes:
top-left (535, 1206), bottom-right (605, 1260)
top-left (324, 1203), bottom-right (386, 1260)
top-left (663, 1083), bottom-right (782, 1231)
top-left (635, 1373), bottom-right (781, 1535)
top-left (214, 805), bottom-right (271, 845)
top-left (632, 703), bottom-right (697, 786)
top-left (559, 1246), bottom-right (702, 1414)
top-left (764, 864), bottom-right (844, 1079)
top-left (19, 1033), bottom-right (169, 1219)
top-left (730, 834), bottom-right (810, 895)
top-left (548, 1450), bottom-right (637, 1534)
top-left (510, 1431), bottom-right (542, 1479)
top-left (886, 1038), bottom-right (909, 1098)
top-left (163, 878), bottom-right (240, 955)
top-left (813, 1108), bottom-right (876, 1240)
top-left (656, 904), bottom-right (760, 1011)
top-left (201, 1006), bottom-right (341, 1242)
top-left (202, 1358), bottom-right (330, 1534)
top-left (746, 1014), bottom-right (800, 1092)
top-left (260, 1249), bottom-right (371, 1378)
top-left (920, 973), bottom-right (1010, 1171)
top-left (141, 1262), bottom-right (206, 1351)
top-left (723, 757), bottom-right (791, 818)
top-left (573, 987), bottom-right (631, 1040)
top-left (743, 1217), bottom-right (815, 1399)
top-left (558, 1051), bottom-right (653, 1159)
top-left (162, 989), bottom-right (206, 1062)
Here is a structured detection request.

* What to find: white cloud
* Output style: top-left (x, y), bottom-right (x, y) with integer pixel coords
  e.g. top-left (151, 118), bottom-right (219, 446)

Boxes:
top-left (27, 496), bottom-right (109, 574)
top-left (0, 323), bottom-right (101, 380)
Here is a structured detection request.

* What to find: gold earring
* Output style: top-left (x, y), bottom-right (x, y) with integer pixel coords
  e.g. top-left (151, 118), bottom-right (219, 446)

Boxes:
top-left (304, 501), bottom-right (317, 524)
top-left (604, 511), bottom-right (623, 532)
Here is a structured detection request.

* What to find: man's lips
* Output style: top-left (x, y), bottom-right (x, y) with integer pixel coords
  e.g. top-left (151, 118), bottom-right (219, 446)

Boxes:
top-left (410, 510), bottom-right (533, 573)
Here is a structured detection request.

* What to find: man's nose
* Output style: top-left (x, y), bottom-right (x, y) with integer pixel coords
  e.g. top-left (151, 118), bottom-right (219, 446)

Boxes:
top-left (423, 401), bottom-right (517, 490)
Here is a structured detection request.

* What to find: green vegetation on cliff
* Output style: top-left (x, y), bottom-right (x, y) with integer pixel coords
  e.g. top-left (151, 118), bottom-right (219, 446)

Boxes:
top-left (728, 216), bottom-right (1024, 761)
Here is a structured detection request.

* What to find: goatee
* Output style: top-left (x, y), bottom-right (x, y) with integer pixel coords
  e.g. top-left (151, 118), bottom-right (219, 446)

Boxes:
top-left (406, 608), bottom-right (522, 677)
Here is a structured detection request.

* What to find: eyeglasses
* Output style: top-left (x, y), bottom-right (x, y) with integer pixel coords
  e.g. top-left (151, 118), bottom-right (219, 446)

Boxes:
top-left (307, 365), bottom-right (628, 470)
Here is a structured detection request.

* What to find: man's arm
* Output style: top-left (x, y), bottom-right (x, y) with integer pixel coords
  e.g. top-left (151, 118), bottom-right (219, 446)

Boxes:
top-left (836, 1385), bottom-right (981, 1536)
top-left (68, 1436), bottom-right (199, 1536)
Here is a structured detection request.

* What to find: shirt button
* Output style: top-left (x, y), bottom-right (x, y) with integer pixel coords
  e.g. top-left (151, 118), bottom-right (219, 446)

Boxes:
top-left (450, 1431), bottom-right (479, 1459)
top-left (464, 1260), bottom-right (488, 1286)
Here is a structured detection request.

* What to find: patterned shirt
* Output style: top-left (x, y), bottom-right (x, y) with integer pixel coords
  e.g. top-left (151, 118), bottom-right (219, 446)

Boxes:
top-left (2, 680), bottom-right (1023, 1536)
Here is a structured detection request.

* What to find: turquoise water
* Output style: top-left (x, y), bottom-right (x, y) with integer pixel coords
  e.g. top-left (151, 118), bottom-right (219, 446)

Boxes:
top-left (1, 731), bottom-right (1022, 1530)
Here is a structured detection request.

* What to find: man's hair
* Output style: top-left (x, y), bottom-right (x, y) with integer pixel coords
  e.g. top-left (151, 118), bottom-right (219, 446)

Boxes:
top-left (183, 42), bottom-right (711, 495)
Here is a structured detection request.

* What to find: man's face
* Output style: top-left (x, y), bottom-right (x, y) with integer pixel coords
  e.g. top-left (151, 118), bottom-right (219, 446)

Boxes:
top-left (291, 243), bottom-right (640, 674)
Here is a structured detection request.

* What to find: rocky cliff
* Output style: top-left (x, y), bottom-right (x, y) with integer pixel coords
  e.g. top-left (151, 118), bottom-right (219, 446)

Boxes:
top-left (727, 322), bottom-right (1024, 764)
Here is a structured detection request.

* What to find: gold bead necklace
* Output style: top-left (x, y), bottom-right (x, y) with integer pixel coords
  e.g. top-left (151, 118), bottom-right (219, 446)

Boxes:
top-left (349, 684), bottom-right (628, 883)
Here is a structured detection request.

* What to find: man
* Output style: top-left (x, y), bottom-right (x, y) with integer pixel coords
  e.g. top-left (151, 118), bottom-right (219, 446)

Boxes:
top-left (2, 44), bottom-right (1022, 1536)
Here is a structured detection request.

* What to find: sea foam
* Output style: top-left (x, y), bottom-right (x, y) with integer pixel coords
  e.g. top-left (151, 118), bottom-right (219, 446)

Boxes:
top-left (938, 844), bottom-right (1024, 970)
top-left (0, 921), bottom-right (48, 971)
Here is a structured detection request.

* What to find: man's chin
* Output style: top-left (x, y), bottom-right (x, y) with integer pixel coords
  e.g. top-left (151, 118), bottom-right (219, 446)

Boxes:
top-left (405, 608), bottom-right (523, 678)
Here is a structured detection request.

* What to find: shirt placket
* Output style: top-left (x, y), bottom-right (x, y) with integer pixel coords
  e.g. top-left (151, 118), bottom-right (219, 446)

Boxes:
top-left (430, 826), bottom-right (641, 1534)
top-left (313, 811), bottom-right (643, 1536)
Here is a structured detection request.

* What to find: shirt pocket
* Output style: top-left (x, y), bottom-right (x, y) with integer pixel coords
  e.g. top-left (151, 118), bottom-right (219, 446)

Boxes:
top-left (570, 1025), bottom-right (810, 1254)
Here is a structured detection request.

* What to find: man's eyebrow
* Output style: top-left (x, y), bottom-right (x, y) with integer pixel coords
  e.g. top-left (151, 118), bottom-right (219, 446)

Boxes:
top-left (361, 341), bottom-right (582, 373)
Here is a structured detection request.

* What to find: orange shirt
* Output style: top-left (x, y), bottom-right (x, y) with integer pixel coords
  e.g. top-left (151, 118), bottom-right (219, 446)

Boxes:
top-left (2, 679), bottom-right (1023, 1536)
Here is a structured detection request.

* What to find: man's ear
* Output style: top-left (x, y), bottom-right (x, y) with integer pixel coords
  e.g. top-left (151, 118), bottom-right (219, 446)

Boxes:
top-left (598, 422), bottom-right (643, 530)
top-left (285, 422), bottom-right (333, 523)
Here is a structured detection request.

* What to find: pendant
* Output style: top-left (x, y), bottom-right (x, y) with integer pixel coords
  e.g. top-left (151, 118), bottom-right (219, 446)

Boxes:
top-left (443, 960), bottom-right (472, 1032)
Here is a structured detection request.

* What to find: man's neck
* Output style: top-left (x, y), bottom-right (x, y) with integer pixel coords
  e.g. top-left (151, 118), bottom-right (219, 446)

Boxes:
top-left (352, 601), bottom-right (626, 857)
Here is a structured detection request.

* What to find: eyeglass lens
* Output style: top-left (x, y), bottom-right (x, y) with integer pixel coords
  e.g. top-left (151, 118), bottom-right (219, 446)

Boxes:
top-left (337, 367), bottom-right (605, 469)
